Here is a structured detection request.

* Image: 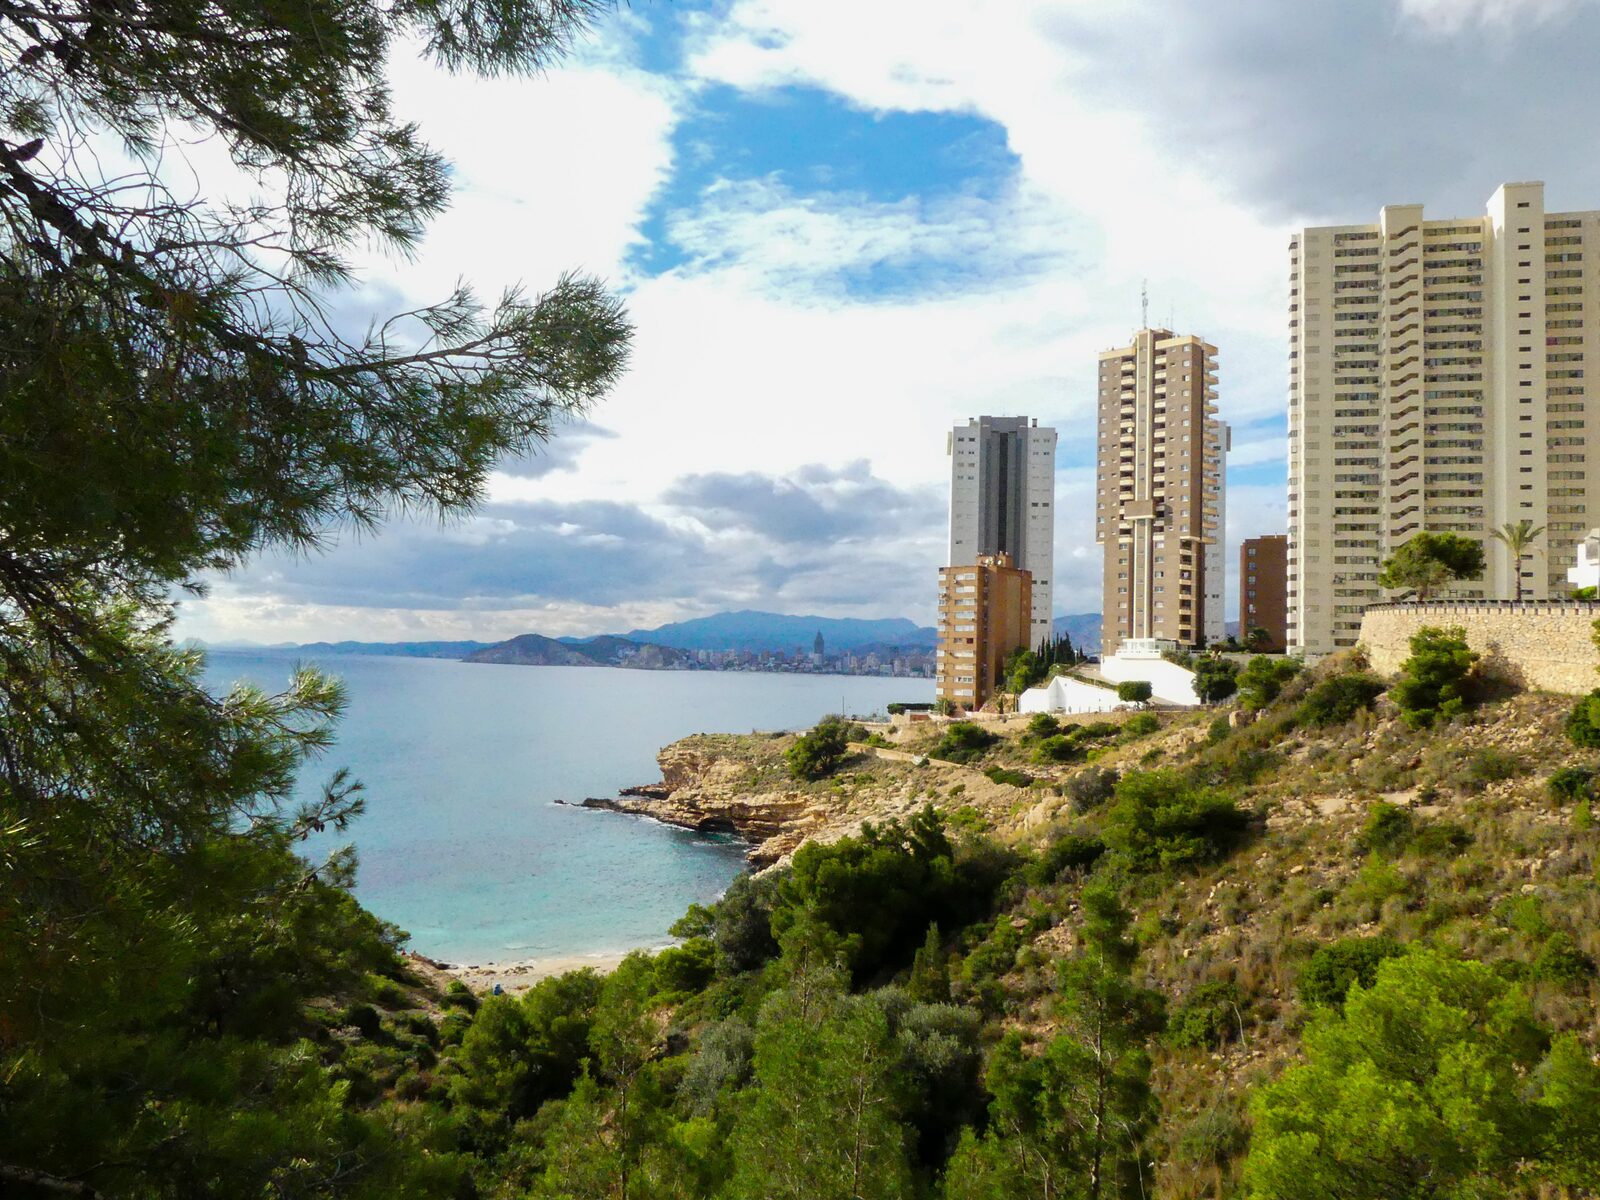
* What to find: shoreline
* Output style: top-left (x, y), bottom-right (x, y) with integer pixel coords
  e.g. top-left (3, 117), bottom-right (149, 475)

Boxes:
top-left (419, 948), bottom-right (649, 994)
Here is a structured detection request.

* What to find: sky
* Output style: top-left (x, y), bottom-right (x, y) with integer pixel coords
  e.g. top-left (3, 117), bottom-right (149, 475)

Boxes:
top-left (175, 0), bottom-right (1600, 645)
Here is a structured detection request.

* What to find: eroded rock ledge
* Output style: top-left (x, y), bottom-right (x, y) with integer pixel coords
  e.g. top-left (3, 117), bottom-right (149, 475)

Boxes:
top-left (579, 736), bottom-right (833, 865)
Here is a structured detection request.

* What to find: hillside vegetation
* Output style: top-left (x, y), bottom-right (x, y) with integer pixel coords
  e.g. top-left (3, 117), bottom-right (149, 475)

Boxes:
top-left (20, 639), bottom-right (1596, 1197)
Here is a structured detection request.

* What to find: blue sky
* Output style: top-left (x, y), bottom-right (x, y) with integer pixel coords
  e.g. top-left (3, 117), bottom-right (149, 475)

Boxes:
top-left (176, 0), bottom-right (1600, 643)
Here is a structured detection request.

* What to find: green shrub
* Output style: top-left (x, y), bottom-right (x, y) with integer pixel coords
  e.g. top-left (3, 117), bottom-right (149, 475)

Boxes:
top-left (1408, 820), bottom-right (1473, 858)
top-left (438, 1009), bottom-right (471, 1046)
top-left (786, 714), bottom-right (854, 780)
top-left (1532, 933), bottom-right (1596, 987)
top-left (1237, 656), bottom-right (1302, 710)
top-left (1296, 936), bottom-right (1403, 1008)
top-left (864, 732), bottom-right (894, 749)
top-left (1298, 672), bottom-right (1386, 727)
top-left (983, 766), bottom-right (1032, 788)
top-left (443, 979), bottom-right (479, 1013)
top-left (651, 937), bottom-right (716, 997)
top-left (341, 1002), bottom-right (382, 1038)
top-left (1065, 765), bottom-right (1119, 812)
top-left (1121, 712), bottom-right (1161, 739)
top-left (1116, 680), bottom-right (1153, 705)
top-left (1032, 734), bottom-right (1082, 765)
top-left (1025, 831), bottom-right (1107, 885)
top-left (1102, 769), bottom-right (1249, 871)
top-left (1024, 712), bottom-right (1061, 740)
top-left (1391, 626), bottom-right (1478, 729)
top-left (1549, 765), bottom-right (1598, 804)
top-left (1358, 801), bottom-right (1415, 857)
top-left (1207, 716), bottom-right (1231, 744)
top-left (1565, 690), bottom-right (1600, 749)
top-left (932, 721), bottom-right (998, 765)
top-left (1192, 656), bottom-right (1240, 704)
top-left (1167, 980), bottom-right (1247, 1050)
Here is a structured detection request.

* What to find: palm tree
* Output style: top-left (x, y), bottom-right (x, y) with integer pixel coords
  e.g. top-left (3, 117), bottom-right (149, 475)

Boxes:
top-left (1489, 519), bottom-right (1546, 603)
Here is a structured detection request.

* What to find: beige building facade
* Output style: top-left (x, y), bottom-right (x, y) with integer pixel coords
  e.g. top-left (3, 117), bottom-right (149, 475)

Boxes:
top-left (1095, 329), bottom-right (1228, 656)
top-left (1288, 181), bottom-right (1600, 655)
top-left (935, 552), bottom-right (1032, 712)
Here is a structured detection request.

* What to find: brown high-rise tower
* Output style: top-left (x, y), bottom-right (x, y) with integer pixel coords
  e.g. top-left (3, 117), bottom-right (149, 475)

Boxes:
top-left (1095, 329), bottom-right (1228, 657)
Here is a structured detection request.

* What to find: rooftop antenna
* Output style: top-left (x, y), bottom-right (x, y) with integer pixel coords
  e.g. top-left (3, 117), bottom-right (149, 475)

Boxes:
top-left (1140, 280), bottom-right (1148, 329)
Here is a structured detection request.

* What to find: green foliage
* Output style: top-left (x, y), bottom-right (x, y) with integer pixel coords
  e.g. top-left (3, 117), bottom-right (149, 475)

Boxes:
top-left (1236, 656), bottom-right (1302, 710)
top-left (932, 721), bottom-right (998, 764)
top-left (786, 714), bottom-right (855, 780)
top-left (1298, 672), bottom-right (1386, 726)
top-left (1024, 712), bottom-right (1061, 739)
top-left (908, 924), bottom-right (952, 1004)
top-left (945, 887), bottom-right (1163, 1200)
top-left (1574, 585), bottom-right (1599, 600)
top-left (1390, 625), bottom-right (1478, 729)
top-left (1357, 801), bottom-right (1415, 857)
top-left (774, 807), bottom-right (1013, 983)
top-left (1004, 648), bottom-right (1047, 695)
top-left (1207, 715), bottom-right (1232, 744)
top-left (1296, 937), bottom-right (1403, 1008)
top-left (1167, 980), bottom-right (1247, 1050)
top-left (1549, 764), bottom-right (1598, 803)
top-left (1192, 656), bottom-right (1240, 704)
top-left (1489, 519), bottom-right (1545, 602)
top-left (1102, 770), bottom-right (1250, 871)
top-left (1121, 711), bottom-right (1161, 738)
top-left (1025, 830), bottom-right (1108, 885)
top-left (1565, 689), bottom-right (1600, 748)
top-left (1376, 531), bottom-right (1486, 599)
top-left (1065, 764), bottom-right (1120, 812)
top-left (1532, 933), bottom-right (1597, 988)
top-left (1246, 950), bottom-right (1600, 1198)
top-left (1116, 679), bottom-right (1153, 704)
top-left (1032, 733), bottom-right (1083, 765)
top-left (983, 765), bottom-right (1033, 788)
top-left (726, 984), bottom-right (913, 1199)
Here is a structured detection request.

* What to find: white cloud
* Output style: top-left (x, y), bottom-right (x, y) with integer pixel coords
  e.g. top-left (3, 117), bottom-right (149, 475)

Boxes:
top-left (1396, 0), bottom-right (1591, 33)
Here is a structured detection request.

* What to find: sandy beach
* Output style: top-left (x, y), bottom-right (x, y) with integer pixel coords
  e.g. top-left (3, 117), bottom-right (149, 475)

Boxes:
top-left (416, 948), bottom-right (645, 994)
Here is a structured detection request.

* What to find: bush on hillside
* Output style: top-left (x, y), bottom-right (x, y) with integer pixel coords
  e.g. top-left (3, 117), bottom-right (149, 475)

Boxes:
top-left (1066, 765), bottom-right (1120, 812)
top-left (1357, 801), bottom-right (1415, 857)
top-left (1167, 980), bottom-right (1248, 1050)
top-left (1122, 712), bottom-right (1161, 739)
top-left (1296, 936), bottom-right (1404, 1008)
top-left (932, 721), bottom-right (997, 765)
top-left (786, 714), bottom-right (855, 780)
top-left (1565, 690), bottom-right (1600, 749)
top-left (1025, 831), bottom-right (1107, 886)
top-left (1192, 657), bottom-right (1240, 705)
top-left (1024, 712), bottom-right (1061, 740)
top-left (1102, 770), bottom-right (1250, 871)
top-left (1548, 765), bottom-right (1598, 804)
top-left (983, 766), bottom-right (1033, 788)
top-left (773, 806), bottom-right (1015, 982)
top-left (1236, 656), bottom-right (1302, 710)
top-left (1390, 626), bottom-right (1478, 730)
top-left (1298, 672), bottom-right (1386, 727)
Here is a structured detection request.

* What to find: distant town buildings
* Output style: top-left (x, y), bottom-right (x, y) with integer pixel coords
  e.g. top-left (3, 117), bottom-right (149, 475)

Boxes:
top-left (935, 552), bottom-right (1032, 712)
top-left (1095, 328), bottom-right (1229, 656)
top-left (1240, 534), bottom-right (1289, 651)
top-left (1288, 181), bottom-right (1600, 655)
top-left (948, 416), bottom-right (1058, 650)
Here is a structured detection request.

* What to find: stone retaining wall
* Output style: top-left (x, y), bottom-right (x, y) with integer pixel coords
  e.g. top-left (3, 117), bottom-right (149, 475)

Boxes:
top-left (1358, 602), bottom-right (1600, 695)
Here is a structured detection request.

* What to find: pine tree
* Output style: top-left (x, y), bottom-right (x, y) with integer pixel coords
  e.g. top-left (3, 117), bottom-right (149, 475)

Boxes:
top-left (0, 2), bottom-right (630, 1193)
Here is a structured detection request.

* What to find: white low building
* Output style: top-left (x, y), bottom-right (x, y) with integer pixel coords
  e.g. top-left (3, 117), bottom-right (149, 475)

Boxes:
top-left (1569, 529), bottom-right (1600, 592)
top-left (1018, 674), bottom-right (1125, 715)
top-left (1020, 638), bottom-right (1203, 713)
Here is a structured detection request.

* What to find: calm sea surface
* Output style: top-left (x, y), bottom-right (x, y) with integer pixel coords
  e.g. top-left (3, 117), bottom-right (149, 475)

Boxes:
top-left (203, 652), bottom-right (930, 964)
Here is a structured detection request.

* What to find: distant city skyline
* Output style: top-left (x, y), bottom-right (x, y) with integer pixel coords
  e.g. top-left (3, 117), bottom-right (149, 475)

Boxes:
top-left (167, 1), bottom-right (1600, 648)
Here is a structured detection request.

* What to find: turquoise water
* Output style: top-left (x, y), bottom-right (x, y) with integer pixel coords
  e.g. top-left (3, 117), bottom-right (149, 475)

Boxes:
top-left (203, 653), bottom-right (930, 964)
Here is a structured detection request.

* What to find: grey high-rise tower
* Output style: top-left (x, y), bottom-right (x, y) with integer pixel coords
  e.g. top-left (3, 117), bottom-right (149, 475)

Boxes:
top-left (948, 416), bottom-right (1058, 650)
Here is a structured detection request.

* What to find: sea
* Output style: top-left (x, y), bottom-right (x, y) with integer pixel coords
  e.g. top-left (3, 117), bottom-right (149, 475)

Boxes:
top-left (203, 652), bottom-right (931, 965)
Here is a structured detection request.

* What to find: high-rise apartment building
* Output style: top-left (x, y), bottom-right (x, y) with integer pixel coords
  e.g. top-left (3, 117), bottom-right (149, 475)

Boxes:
top-left (1240, 534), bottom-right (1289, 652)
top-left (1288, 181), bottom-right (1600, 654)
top-left (935, 552), bottom-right (1032, 711)
top-left (948, 416), bottom-right (1057, 650)
top-left (1095, 329), bottom-right (1229, 657)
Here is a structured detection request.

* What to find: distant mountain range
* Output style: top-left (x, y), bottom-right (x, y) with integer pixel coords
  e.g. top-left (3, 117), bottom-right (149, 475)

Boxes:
top-left (466, 633), bottom-right (688, 669)
top-left (206, 609), bottom-right (1106, 664)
